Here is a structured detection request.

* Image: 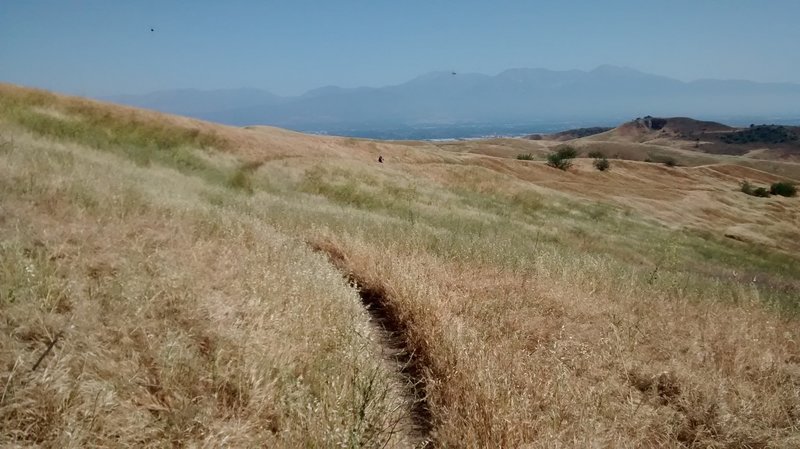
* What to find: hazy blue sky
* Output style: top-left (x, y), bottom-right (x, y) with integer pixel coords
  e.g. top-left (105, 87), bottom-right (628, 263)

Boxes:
top-left (2, 0), bottom-right (800, 96)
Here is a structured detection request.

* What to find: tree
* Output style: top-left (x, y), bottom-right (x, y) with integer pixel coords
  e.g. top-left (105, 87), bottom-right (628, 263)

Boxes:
top-left (546, 146), bottom-right (577, 171)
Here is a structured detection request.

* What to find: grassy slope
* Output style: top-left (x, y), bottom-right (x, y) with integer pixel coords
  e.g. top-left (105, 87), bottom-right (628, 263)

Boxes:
top-left (1, 84), bottom-right (799, 447)
top-left (0, 86), bottom-right (415, 448)
top-left (568, 123), bottom-right (800, 176)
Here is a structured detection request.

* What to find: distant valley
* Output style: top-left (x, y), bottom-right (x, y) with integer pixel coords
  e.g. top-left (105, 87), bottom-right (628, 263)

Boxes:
top-left (102, 65), bottom-right (800, 139)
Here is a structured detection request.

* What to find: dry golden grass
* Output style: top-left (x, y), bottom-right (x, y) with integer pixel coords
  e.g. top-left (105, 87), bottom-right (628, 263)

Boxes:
top-left (2, 84), bottom-right (799, 447)
top-left (315, 237), bottom-right (800, 447)
top-left (430, 138), bottom-right (558, 159)
top-left (0, 124), bottom-right (416, 447)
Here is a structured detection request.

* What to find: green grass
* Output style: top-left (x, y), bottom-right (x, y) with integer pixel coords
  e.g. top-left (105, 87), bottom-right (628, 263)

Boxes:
top-left (257, 161), bottom-right (800, 312)
top-left (1, 88), bottom-right (224, 150)
top-left (0, 88), bottom-right (243, 190)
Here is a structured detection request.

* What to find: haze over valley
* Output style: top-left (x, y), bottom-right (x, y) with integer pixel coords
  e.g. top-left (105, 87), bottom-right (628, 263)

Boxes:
top-left (104, 66), bottom-right (800, 139)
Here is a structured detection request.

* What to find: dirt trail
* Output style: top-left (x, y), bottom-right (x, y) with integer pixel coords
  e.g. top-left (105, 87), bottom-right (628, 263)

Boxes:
top-left (310, 241), bottom-right (434, 448)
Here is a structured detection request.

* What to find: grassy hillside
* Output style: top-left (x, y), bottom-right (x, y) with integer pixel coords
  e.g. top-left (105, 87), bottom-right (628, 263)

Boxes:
top-left (1, 84), bottom-right (799, 448)
top-left (577, 117), bottom-right (800, 165)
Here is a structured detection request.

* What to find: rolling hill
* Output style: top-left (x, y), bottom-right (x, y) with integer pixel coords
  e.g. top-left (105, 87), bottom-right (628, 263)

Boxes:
top-left (2, 83), bottom-right (799, 448)
top-left (576, 116), bottom-right (800, 163)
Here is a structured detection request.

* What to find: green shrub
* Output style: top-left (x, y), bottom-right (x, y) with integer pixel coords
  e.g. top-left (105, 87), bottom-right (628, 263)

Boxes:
top-left (753, 187), bottom-right (771, 197)
top-left (516, 153), bottom-right (534, 160)
top-left (770, 181), bottom-right (797, 197)
top-left (546, 146), bottom-right (577, 171)
top-left (741, 180), bottom-right (776, 198)
top-left (644, 154), bottom-right (678, 166)
top-left (742, 181), bottom-right (769, 197)
top-left (593, 157), bottom-right (610, 171)
top-left (722, 125), bottom-right (798, 145)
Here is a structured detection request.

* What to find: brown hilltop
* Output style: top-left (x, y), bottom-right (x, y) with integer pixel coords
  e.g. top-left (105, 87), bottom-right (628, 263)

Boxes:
top-left (597, 116), bottom-right (733, 143)
top-left (570, 116), bottom-right (800, 163)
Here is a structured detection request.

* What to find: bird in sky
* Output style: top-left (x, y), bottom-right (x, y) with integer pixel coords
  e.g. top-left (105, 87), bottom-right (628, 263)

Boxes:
top-left (150, 28), bottom-right (155, 32)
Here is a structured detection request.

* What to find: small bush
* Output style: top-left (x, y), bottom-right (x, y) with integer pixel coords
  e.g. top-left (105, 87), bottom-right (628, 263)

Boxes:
top-left (547, 146), bottom-right (577, 171)
top-left (752, 187), bottom-right (770, 197)
top-left (593, 157), bottom-right (610, 171)
top-left (770, 181), bottom-right (797, 197)
top-left (741, 180), bottom-right (770, 197)
top-left (587, 151), bottom-right (604, 159)
top-left (644, 154), bottom-right (677, 166)
top-left (516, 153), bottom-right (534, 160)
top-left (740, 180), bottom-right (754, 195)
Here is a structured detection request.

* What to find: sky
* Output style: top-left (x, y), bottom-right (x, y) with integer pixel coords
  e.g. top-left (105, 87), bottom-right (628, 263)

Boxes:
top-left (2, 0), bottom-right (800, 97)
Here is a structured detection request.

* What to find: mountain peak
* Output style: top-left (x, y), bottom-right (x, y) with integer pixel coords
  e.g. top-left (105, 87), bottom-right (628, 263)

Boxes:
top-left (104, 67), bottom-right (800, 130)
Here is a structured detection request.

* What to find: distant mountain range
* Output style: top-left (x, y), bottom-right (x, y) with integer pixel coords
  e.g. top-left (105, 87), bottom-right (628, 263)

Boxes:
top-left (103, 66), bottom-right (800, 138)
